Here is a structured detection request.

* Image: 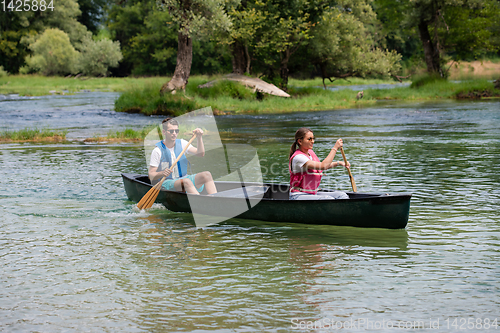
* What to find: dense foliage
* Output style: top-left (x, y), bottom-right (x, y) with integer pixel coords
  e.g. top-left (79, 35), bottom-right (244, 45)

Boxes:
top-left (1, 0), bottom-right (499, 81)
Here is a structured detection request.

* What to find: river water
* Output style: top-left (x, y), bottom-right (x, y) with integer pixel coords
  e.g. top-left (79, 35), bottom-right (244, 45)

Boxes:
top-left (1, 93), bottom-right (499, 332)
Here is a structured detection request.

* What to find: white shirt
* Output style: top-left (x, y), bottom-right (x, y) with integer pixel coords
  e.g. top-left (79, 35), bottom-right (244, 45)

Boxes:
top-left (291, 153), bottom-right (312, 173)
top-left (150, 139), bottom-right (194, 179)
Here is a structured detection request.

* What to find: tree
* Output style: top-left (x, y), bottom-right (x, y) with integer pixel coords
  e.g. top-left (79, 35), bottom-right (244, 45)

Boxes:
top-left (0, 0), bottom-right (90, 73)
top-left (252, 0), bottom-right (313, 90)
top-left (374, 0), bottom-right (500, 76)
top-left (157, 0), bottom-right (234, 94)
top-left (107, 0), bottom-right (178, 76)
top-left (309, 2), bottom-right (401, 87)
top-left (23, 28), bottom-right (80, 75)
top-left (76, 0), bottom-right (109, 34)
top-left (226, 2), bottom-right (266, 74)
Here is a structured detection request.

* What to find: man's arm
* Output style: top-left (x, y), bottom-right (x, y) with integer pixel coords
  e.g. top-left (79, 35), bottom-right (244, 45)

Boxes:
top-left (187, 128), bottom-right (205, 157)
top-left (148, 148), bottom-right (172, 182)
top-left (149, 166), bottom-right (172, 182)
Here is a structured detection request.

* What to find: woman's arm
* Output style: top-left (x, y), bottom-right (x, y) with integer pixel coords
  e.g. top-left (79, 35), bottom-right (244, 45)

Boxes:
top-left (303, 138), bottom-right (348, 170)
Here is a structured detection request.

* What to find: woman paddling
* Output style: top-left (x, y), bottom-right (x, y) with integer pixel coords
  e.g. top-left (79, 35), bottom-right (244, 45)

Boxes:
top-left (289, 127), bottom-right (350, 200)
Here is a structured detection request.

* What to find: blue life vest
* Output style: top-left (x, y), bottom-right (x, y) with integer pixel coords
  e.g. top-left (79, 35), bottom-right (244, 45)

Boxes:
top-left (155, 140), bottom-right (189, 179)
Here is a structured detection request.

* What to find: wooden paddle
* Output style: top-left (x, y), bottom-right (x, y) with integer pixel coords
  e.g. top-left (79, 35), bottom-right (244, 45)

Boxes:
top-left (137, 134), bottom-right (197, 210)
top-left (340, 146), bottom-right (357, 192)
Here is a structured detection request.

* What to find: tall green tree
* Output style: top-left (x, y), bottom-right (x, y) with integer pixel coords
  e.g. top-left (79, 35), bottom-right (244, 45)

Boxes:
top-left (255, 0), bottom-right (313, 89)
top-left (107, 0), bottom-right (231, 76)
top-left (226, 2), bottom-right (266, 74)
top-left (76, 0), bottom-right (109, 34)
top-left (107, 0), bottom-right (178, 76)
top-left (309, 0), bottom-right (401, 86)
top-left (374, 0), bottom-right (500, 76)
top-left (157, 0), bottom-right (235, 94)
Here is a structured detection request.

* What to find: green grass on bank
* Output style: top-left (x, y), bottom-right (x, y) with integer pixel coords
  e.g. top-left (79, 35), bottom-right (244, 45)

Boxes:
top-left (2, 74), bottom-right (499, 115)
top-left (115, 75), bottom-right (500, 115)
top-left (288, 77), bottom-right (403, 88)
top-left (106, 127), bottom-right (157, 140)
top-left (0, 75), bottom-right (168, 96)
top-left (0, 74), bottom-right (404, 97)
top-left (83, 126), bottom-right (157, 142)
top-left (367, 78), bottom-right (498, 101)
top-left (0, 128), bottom-right (68, 142)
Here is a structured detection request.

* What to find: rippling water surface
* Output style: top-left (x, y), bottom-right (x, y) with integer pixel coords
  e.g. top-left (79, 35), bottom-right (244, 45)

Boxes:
top-left (1, 94), bottom-right (499, 332)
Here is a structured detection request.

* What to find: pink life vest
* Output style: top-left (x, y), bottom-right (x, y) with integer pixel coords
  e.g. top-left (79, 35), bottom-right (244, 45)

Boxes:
top-left (289, 149), bottom-right (323, 194)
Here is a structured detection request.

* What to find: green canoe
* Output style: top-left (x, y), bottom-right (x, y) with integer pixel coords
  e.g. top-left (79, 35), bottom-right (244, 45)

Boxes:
top-left (122, 173), bottom-right (411, 229)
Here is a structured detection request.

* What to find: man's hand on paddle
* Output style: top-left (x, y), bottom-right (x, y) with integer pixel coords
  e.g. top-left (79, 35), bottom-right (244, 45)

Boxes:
top-left (192, 128), bottom-right (204, 137)
top-left (161, 168), bottom-right (173, 178)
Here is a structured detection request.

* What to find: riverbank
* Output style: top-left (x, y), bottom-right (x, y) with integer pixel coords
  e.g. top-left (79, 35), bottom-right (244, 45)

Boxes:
top-left (0, 75), bottom-right (167, 96)
top-left (0, 74), bottom-right (399, 97)
top-left (115, 76), bottom-right (499, 115)
top-left (1, 74), bottom-right (499, 116)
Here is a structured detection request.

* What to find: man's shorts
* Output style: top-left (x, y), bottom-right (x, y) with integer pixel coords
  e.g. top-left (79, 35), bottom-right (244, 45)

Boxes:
top-left (161, 174), bottom-right (204, 193)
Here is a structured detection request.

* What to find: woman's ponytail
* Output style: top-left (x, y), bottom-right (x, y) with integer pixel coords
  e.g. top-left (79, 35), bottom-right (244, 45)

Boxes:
top-left (289, 141), bottom-right (298, 159)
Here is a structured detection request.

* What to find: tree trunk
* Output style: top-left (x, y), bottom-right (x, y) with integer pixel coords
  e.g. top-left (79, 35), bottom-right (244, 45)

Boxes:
top-left (231, 41), bottom-right (246, 75)
top-left (279, 48), bottom-right (291, 91)
top-left (160, 31), bottom-right (192, 95)
top-left (245, 45), bottom-right (251, 74)
top-left (418, 17), bottom-right (443, 76)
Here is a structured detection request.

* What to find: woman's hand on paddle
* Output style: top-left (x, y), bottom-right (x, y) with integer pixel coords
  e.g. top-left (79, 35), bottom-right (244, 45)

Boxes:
top-left (193, 128), bottom-right (204, 137)
top-left (338, 160), bottom-right (351, 169)
top-left (334, 138), bottom-right (343, 151)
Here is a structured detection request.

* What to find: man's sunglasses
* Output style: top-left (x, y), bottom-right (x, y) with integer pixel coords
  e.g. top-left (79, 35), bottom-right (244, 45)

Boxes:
top-left (166, 129), bottom-right (180, 134)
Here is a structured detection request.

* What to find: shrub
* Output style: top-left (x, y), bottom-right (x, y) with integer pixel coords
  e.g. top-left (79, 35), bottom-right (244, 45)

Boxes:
top-left (0, 66), bottom-right (8, 77)
top-left (24, 28), bottom-right (80, 76)
top-left (78, 37), bottom-right (123, 76)
top-left (115, 84), bottom-right (198, 116)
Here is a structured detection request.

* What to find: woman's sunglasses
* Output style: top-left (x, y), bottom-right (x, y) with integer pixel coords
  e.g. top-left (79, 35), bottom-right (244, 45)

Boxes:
top-left (166, 129), bottom-right (180, 134)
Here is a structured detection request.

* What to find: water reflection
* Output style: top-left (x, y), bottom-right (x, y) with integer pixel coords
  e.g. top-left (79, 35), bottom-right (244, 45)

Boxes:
top-left (1, 97), bottom-right (499, 331)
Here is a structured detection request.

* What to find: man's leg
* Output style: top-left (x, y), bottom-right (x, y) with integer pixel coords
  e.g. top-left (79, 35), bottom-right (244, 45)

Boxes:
top-left (174, 178), bottom-right (199, 194)
top-left (195, 171), bottom-right (217, 194)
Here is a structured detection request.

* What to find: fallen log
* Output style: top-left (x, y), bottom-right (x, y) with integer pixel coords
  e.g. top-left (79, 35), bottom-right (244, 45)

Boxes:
top-left (198, 74), bottom-right (290, 98)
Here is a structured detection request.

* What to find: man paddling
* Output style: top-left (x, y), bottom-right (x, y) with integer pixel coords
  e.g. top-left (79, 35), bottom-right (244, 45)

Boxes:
top-left (148, 118), bottom-right (217, 195)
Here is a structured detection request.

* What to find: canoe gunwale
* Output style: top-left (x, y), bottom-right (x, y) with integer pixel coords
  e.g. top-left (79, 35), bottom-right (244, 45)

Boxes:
top-left (121, 173), bottom-right (411, 202)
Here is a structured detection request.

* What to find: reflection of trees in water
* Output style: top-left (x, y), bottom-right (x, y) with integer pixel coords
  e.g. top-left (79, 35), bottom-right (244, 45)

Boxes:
top-left (117, 215), bottom-right (409, 330)
top-left (284, 226), bottom-right (409, 322)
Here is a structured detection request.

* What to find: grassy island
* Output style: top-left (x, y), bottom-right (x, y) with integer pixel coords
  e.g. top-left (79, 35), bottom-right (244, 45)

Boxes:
top-left (114, 76), bottom-right (500, 116)
top-left (0, 128), bottom-right (68, 143)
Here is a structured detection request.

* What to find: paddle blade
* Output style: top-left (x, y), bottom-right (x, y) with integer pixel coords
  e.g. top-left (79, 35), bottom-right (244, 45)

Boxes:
top-left (137, 184), bottom-right (160, 210)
